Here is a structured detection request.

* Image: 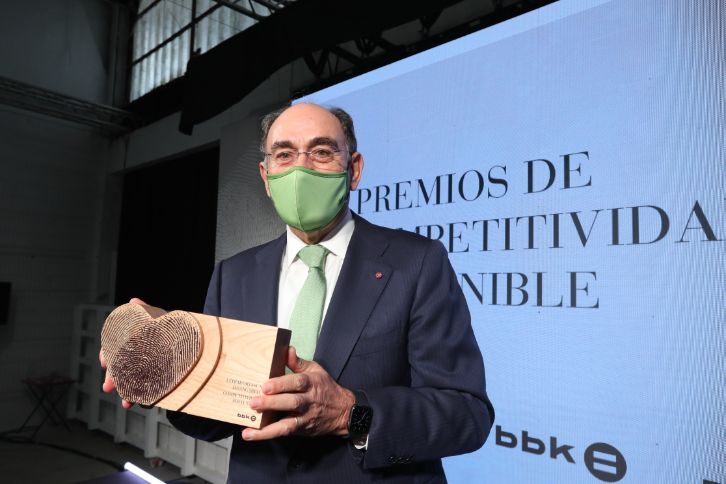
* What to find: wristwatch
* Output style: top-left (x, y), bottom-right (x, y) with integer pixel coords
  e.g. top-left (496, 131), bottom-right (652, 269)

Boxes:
top-left (348, 390), bottom-right (373, 444)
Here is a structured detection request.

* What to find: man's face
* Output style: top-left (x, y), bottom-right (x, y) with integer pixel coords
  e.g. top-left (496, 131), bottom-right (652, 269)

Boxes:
top-left (259, 103), bottom-right (363, 195)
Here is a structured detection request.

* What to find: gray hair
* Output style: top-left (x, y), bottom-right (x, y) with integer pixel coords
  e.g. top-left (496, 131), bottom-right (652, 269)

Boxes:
top-left (259, 104), bottom-right (358, 154)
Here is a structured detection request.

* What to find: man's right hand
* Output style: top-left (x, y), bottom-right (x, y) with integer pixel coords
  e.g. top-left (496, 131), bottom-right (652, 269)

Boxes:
top-left (99, 297), bottom-right (166, 410)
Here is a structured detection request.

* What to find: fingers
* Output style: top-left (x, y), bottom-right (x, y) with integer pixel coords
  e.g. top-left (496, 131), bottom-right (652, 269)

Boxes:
top-left (250, 393), bottom-right (307, 413)
top-left (242, 416), bottom-right (299, 441)
top-left (101, 350), bottom-right (134, 409)
top-left (100, 350), bottom-right (117, 395)
top-left (262, 373), bottom-right (310, 395)
top-left (128, 297), bottom-right (167, 318)
top-left (285, 346), bottom-right (315, 374)
top-left (286, 346), bottom-right (300, 371)
top-left (101, 349), bottom-right (115, 393)
top-left (246, 358), bottom-right (352, 439)
top-left (102, 371), bottom-right (116, 393)
top-left (102, 304), bottom-right (148, 411)
top-left (101, 374), bottom-right (134, 408)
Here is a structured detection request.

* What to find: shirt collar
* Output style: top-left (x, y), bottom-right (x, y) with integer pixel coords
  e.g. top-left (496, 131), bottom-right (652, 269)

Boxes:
top-left (283, 210), bottom-right (355, 268)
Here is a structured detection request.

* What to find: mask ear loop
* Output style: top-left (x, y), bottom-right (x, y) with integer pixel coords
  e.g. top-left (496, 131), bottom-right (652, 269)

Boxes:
top-left (345, 149), bottom-right (355, 191)
top-left (342, 151), bottom-right (354, 204)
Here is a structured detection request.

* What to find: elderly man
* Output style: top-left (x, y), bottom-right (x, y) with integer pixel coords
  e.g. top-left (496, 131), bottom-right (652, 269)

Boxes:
top-left (103, 102), bottom-right (493, 483)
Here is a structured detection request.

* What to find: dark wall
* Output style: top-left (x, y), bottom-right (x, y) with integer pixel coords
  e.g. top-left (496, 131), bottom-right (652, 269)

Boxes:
top-left (115, 146), bottom-right (219, 313)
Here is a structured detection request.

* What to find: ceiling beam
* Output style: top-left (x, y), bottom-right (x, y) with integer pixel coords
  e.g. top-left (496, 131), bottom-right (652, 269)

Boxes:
top-left (210, 0), bottom-right (266, 21)
top-left (0, 76), bottom-right (137, 135)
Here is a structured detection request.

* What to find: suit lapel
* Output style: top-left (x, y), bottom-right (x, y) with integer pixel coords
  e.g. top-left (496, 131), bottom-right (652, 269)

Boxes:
top-left (314, 216), bottom-right (392, 380)
top-left (246, 234), bottom-right (286, 326)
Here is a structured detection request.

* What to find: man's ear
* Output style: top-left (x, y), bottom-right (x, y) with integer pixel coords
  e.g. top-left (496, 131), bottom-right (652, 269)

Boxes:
top-left (259, 161), bottom-right (271, 197)
top-left (348, 152), bottom-right (364, 191)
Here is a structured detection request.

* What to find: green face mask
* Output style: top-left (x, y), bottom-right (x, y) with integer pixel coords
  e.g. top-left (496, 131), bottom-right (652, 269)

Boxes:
top-left (267, 166), bottom-right (349, 232)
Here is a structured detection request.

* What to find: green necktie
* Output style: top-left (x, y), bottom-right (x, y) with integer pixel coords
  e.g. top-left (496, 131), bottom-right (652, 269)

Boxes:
top-left (289, 244), bottom-right (329, 361)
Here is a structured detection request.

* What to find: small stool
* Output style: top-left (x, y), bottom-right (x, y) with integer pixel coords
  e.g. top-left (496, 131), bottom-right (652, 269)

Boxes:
top-left (15, 374), bottom-right (74, 441)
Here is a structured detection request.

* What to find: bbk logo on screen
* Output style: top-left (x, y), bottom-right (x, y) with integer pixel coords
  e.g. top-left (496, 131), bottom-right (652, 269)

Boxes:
top-left (496, 425), bottom-right (627, 482)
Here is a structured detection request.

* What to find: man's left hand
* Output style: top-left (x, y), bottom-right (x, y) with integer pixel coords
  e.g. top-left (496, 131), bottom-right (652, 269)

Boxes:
top-left (242, 346), bottom-right (355, 441)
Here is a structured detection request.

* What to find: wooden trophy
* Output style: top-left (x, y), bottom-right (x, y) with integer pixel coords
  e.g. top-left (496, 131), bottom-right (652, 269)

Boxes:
top-left (101, 303), bottom-right (290, 429)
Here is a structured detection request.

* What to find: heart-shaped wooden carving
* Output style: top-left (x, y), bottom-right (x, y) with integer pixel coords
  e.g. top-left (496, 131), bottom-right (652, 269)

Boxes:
top-left (101, 303), bottom-right (202, 405)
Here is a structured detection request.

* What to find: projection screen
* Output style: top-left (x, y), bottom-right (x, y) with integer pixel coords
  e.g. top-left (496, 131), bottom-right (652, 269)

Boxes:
top-left (298, 0), bottom-right (725, 482)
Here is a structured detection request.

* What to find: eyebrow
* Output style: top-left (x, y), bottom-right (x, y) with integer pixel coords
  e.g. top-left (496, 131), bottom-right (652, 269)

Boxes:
top-left (270, 137), bottom-right (341, 152)
top-left (308, 137), bottom-right (340, 149)
top-left (269, 140), bottom-right (296, 151)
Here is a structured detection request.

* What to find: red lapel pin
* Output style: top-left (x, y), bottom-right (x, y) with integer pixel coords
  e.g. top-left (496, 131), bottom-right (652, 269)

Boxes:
top-left (375, 271), bottom-right (383, 280)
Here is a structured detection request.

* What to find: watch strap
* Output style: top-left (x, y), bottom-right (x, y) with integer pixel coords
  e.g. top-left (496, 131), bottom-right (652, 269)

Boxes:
top-left (354, 389), bottom-right (369, 407)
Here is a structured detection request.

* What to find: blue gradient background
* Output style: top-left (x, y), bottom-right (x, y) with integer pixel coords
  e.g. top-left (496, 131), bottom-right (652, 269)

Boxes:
top-left (301, 0), bottom-right (725, 482)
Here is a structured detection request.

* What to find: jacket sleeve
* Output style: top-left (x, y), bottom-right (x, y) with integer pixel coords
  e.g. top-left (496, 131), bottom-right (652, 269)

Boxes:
top-left (361, 241), bottom-right (494, 469)
top-left (166, 260), bottom-right (238, 442)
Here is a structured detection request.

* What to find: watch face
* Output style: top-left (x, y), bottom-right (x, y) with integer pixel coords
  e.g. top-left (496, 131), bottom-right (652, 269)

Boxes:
top-left (350, 405), bottom-right (373, 434)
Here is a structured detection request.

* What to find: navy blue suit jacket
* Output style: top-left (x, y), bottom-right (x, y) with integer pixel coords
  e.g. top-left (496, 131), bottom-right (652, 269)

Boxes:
top-left (168, 214), bottom-right (494, 483)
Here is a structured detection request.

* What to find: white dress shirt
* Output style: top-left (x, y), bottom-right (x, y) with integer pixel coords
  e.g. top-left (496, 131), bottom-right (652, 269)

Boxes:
top-left (276, 210), bottom-right (355, 330)
top-left (275, 210), bottom-right (368, 449)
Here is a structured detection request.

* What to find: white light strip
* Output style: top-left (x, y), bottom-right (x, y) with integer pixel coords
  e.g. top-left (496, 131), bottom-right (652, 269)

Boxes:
top-left (123, 462), bottom-right (166, 484)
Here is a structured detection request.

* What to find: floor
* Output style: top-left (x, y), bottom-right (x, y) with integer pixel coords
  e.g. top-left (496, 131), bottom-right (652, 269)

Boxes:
top-left (0, 419), bottom-right (208, 484)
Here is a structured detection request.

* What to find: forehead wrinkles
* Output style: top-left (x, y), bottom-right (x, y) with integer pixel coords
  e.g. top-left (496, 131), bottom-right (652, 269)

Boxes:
top-left (267, 109), bottom-right (345, 149)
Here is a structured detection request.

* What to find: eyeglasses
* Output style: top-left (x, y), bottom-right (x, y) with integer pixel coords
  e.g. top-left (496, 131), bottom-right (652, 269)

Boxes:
top-left (265, 147), bottom-right (348, 170)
